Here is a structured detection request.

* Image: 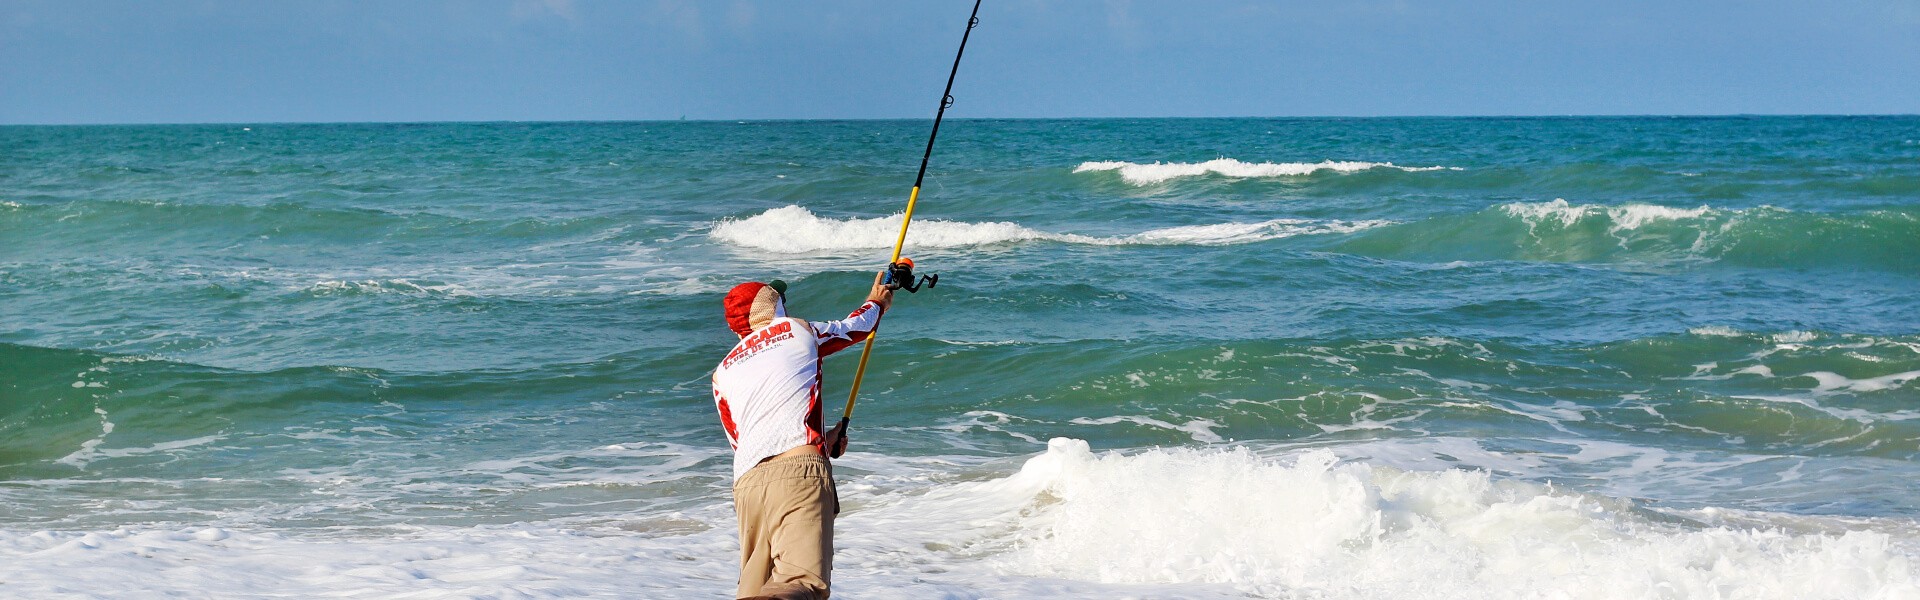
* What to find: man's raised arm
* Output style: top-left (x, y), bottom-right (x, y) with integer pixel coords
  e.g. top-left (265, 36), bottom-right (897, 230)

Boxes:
top-left (810, 272), bottom-right (895, 357)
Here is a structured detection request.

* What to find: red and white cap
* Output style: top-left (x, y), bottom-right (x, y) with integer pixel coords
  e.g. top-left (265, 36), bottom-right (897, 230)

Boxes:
top-left (722, 281), bottom-right (786, 337)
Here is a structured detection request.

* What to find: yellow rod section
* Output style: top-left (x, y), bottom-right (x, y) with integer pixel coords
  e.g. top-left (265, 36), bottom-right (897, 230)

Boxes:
top-left (840, 186), bottom-right (920, 418)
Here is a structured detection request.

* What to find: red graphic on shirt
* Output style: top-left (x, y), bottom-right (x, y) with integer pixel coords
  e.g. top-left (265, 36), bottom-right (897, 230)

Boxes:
top-left (722, 320), bottom-right (794, 368)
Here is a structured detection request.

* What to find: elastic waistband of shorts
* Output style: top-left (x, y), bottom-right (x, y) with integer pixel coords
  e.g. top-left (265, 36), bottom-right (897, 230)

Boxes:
top-left (735, 452), bottom-right (832, 487)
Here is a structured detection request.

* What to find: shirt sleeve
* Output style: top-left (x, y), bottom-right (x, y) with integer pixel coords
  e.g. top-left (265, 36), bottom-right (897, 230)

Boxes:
top-left (809, 301), bottom-right (885, 357)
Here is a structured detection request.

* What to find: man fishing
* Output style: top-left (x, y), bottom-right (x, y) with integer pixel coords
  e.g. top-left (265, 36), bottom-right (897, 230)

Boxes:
top-left (712, 274), bottom-right (894, 600)
top-left (712, 4), bottom-right (972, 596)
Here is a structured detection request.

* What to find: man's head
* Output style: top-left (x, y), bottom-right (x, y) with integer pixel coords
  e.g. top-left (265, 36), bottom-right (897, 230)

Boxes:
top-left (723, 279), bottom-right (787, 337)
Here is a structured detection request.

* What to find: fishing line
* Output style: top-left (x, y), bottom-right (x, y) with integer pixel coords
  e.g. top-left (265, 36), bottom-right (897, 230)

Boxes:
top-left (835, 0), bottom-right (984, 446)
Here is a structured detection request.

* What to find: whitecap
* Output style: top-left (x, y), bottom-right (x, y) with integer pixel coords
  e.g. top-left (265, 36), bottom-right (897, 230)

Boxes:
top-left (973, 439), bottom-right (1920, 598)
top-left (709, 205), bottom-right (1390, 254)
top-left (1688, 325), bottom-right (1744, 337)
top-left (1069, 415), bottom-right (1225, 443)
top-left (1803, 369), bottom-right (1920, 394)
top-left (1073, 158), bottom-right (1457, 185)
top-left (1501, 198), bottom-right (1719, 232)
top-left (301, 278), bottom-right (476, 297)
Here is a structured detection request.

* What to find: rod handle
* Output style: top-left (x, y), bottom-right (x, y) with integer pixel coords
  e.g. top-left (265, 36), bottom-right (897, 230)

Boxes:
top-left (829, 416), bottom-right (850, 458)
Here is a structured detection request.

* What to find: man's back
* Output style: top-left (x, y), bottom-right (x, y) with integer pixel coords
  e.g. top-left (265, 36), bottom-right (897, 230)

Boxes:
top-left (713, 316), bottom-right (827, 480)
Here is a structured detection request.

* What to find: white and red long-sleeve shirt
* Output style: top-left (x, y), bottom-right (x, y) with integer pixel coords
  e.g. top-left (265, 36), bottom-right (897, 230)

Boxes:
top-left (712, 301), bottom-right (883, 480)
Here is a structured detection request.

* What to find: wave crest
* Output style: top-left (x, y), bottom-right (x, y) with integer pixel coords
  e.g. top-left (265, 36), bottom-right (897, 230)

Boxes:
top-left (865, 438), bottom-right (1920, 598)
top-left (1074, 158), bottom-right (1457, 185)
top-left (1502, 198), bottom-right (1719, 232)
top-left (301, 279), bottom-right (476, 297)
top-left (710, 205), bottom-right (1389, 254)
top-left (1341, 200), bottom-right (1920, 271)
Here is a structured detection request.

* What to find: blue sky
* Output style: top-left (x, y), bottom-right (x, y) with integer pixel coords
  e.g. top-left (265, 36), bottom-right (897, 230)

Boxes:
top-left (3, 0), bottom-right (1917, 124)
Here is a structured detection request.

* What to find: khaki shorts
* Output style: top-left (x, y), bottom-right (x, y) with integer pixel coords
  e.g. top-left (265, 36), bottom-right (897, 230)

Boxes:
top-left (732, 452), bottom-right (838, 600)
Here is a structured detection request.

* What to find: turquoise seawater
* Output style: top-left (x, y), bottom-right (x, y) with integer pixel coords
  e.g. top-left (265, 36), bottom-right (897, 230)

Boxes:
top-left (3, 118), bottom-right (1919, 598)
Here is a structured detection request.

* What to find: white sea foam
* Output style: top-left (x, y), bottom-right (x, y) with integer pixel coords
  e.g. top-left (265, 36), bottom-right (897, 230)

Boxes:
top-left (212, 259), bottom-right (724, 300)
top-left (1495, 199), bottom-right (1773, 263)
top-left (1069, 415), bottom-right (1226, 443)
top-left (939, 410), bottom-right (1046, 445)
top-left (871, 439), bottom-right (1920, 599)
top-left (709, 205), bottom-right (1064, 252)
top-left (1773, 330), bottom-right (1819, 344)
top-left (1503, 198), bottom-right (1720, 233)
top-left (990, 438), bottom-right (1920, 596)
top-left (1804, 369), bottom-right (1920, 395)
top-left (303, 278), bottom-right (476, 297)
top-left (5, 439), bottom-right (1919, 599)
top-left (0, 524), bottom-right (746, 599)
top-left (1117, 218), bottom-right (1391, 245)
top-left (1670, 335), bottom-right (1920, 419)
top-left (54, 407), bottom-right (116, 468)
top-left (58, 435), bottom-right (225, 469)
top-left (1732, 393), bottom-right (1920, 424)
top-left (1073, 158), bottom-right (1457, 185)
top-left (1689, 325), bottom-right (1745, 337)
top-left (709, 205), bottom-right (1390, 254)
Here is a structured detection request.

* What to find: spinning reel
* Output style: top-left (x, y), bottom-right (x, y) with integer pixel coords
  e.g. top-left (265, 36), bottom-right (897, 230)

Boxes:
top-left (883, 258), bottom-right (938, 293)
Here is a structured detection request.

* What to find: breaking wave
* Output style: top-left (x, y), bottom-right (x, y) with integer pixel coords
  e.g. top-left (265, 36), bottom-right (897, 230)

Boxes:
top-left (1074, 158), bottom-right (1458, 185)
top-left (1338, 200), bottom-right (1920, 271)
top-left (1502, 198), bottom-right (1717, 231)
top-left (857, 438), bottom-right (1920, 599)
top-left (709, 205), bottom-right (1390, 253)
top-left (6, 438), bottom-right (1919, 598)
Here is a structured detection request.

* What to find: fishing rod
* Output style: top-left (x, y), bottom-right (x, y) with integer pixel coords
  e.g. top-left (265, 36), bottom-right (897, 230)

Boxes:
top-left (833, 0), bottom-right (982, 453)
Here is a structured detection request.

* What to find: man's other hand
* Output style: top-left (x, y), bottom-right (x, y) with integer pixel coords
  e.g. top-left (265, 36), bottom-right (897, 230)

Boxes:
top-left (824, 422), bottom-right (849, 458)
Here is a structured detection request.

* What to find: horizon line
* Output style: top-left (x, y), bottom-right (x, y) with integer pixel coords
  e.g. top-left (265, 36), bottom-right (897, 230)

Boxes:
top-left (5, 113), bottom-right (1920, 128)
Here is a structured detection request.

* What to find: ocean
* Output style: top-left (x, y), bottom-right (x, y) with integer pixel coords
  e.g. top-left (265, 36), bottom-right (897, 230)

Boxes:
top-left (3, 117), bottom-right (1918, 599)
